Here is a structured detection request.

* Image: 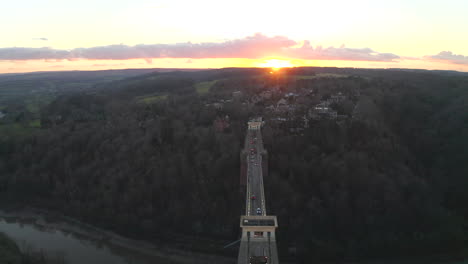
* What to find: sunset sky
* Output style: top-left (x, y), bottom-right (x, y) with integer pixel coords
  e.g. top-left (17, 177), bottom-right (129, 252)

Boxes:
top-left (1, 0), bottom-right (468, 73)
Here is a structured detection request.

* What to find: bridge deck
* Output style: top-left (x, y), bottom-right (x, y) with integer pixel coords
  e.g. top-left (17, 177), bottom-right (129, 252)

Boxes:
top-left (238, 120), bottom-right (279, 264)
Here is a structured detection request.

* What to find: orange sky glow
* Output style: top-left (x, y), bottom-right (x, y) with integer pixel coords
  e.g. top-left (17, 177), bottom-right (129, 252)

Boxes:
top-left (1, 56), bottom-right (467, 74)
top-left (1, 0), bottom-right (468, 74)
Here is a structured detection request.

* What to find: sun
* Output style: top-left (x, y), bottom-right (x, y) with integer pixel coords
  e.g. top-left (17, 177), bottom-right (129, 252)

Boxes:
top-left (258, 59), bottom-right (294, 70)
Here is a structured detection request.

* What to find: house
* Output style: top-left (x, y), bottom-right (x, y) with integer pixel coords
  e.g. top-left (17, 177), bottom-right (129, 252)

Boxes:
top-left (328, 111), bottom-right (338, 119)
top-left (249, 95), bottom-right (262, 105)
top-left (312, 101), bottom-right (331, 115)
top-left (213, 115), bottom-right (230, 132)
top-left (272, 117), bottom-right (287, 122)
top-left (303, 115), bottom-right (309, 128)
top-left (276, 98), bottom-right (288, 109)
top-left (271, 85), bottom-right (281, 92)
top-left (309, 102), bottom-right (338, 120)
top-left (285, 92), bottom-right (298, 98)
top-left (205, 102), bottom-right (223, 109)
top-left (265, 105), bottom-right (275, 112)
top-left (330, 92), bottom-right (346, 103)
top-left (212, 102), bottom-right (223, 110)
top-left (260, 91), bottom-right (272, 100)
top-left (305, 88), bottom-right (315, 95)
top-left (232, 91), bottom-right (243, 99)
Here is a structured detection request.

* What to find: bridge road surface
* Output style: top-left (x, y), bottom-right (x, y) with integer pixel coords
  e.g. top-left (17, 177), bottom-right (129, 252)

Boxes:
top-left (238, 122), bottom-right (279, 264)
top-left (245, 129), bottom-right (266, 217)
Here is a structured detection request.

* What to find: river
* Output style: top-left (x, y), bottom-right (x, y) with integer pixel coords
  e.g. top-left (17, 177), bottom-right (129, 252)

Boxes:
top-left (0, 209), bottom-right (234, 264)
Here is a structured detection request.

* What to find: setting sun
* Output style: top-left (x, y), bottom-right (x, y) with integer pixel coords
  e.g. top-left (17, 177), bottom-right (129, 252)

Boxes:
top-left (258, 59), bottom-right (294, 69)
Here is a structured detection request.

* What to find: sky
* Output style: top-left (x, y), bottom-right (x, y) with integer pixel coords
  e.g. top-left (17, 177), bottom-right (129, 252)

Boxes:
top-left (1, 0), bottom-right (468, 73)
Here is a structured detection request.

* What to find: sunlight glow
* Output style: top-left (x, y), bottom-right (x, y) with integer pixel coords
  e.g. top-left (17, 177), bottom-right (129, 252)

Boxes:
top-left (258, 59), bottom-right (294, 69)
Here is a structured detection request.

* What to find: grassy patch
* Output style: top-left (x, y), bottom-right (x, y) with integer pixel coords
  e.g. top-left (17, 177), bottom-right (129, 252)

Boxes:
top-left (195, 80), bottom-right (217, 94)
top-left (136, 94), bottom-right (168, 104)
top-left (0, 123), bottom-right (36, 140)
top-left (295, 73), bottom-right (350, 80)
top-left (25, 95), bottom-right (56, 114)
top-left (29, 119), bottom-right (41, 128)
top-left (147, 75), bottom-right (164, 81)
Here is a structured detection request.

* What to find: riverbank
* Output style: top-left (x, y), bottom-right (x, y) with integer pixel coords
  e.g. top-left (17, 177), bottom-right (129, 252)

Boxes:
top-left (0, 232), bottom-right (23, 263)
top-left (0, 207), bottom-right (236, 264)
top-left (0, 231), bottom-right (67, 264)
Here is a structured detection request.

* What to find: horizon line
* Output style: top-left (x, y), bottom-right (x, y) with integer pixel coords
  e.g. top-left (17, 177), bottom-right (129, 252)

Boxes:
top-left (2, 65), bottom-right (467, 76)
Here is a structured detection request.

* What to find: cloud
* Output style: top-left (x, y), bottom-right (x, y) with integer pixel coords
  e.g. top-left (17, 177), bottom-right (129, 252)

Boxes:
top-left (427, 51), bottom-right (468, 65)
top-left (33, 38), bottom-right (48, 41)
top-left (0, 47), bottom-right (68, 60)
top-left (285, 41), bottom-right (399, 62)
top-left (0, 34), bottom-right (399, 62)
top-left (68, 33), bottom-right (295, 60)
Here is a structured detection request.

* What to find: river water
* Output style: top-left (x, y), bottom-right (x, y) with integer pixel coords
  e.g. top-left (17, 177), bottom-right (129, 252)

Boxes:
top-left (0, 210), bottom-right (180, 264)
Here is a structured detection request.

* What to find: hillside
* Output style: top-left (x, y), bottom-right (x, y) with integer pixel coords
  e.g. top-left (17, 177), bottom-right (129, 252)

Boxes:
top-left (0, 67), bottom-right (468, 263)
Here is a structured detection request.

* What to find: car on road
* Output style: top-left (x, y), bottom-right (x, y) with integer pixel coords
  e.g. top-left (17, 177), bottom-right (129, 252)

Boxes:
top-left (251, 195), bottom-right (256, 200)
top-left (256, 208), bottom-right (262, 215)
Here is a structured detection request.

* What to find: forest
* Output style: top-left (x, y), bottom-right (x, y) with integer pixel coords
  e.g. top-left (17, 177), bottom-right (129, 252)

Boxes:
top-left (0, 67), bottom-right (467, 263)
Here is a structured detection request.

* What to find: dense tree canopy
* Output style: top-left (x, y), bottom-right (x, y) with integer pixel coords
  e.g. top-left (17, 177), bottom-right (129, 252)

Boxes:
top-left (1, 67), bottom-right (467, 262)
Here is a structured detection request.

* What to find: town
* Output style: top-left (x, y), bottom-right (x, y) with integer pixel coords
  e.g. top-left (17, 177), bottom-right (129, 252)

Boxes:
top-left (205, 72), bottom-right (365, 134)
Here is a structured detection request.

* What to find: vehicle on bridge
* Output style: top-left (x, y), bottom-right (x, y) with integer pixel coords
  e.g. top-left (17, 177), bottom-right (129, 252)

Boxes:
top-left (256, 208), bottom-right (262, 215)
top-left (249, 256), bottom-right (268, 264)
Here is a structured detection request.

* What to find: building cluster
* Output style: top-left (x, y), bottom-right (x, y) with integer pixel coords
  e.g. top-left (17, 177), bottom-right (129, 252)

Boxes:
top-left (264, 90), bottom-right (351, 133)
top-left (205, 77), bottom-right (359, 134)
top-left (307, 92), bottom-right (347, 121)
top-left (213, 115), bottom-right (230, 132)
top-left (204, 99), bottom-right (233, 110)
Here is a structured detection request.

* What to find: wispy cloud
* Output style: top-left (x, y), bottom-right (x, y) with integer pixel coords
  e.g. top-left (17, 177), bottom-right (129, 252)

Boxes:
top-left (67, 33), bottom-right (294, 60)
top-left (0, 47), bottom-right (68, 60)
top-left (0, 34), bottom-right (399, 62)
top-left (32, 37), bottom-right (48, 41)
top-left (286, 41), bottom-right (399, 62)
top-left (427, 51), bottom-right (468, 65)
